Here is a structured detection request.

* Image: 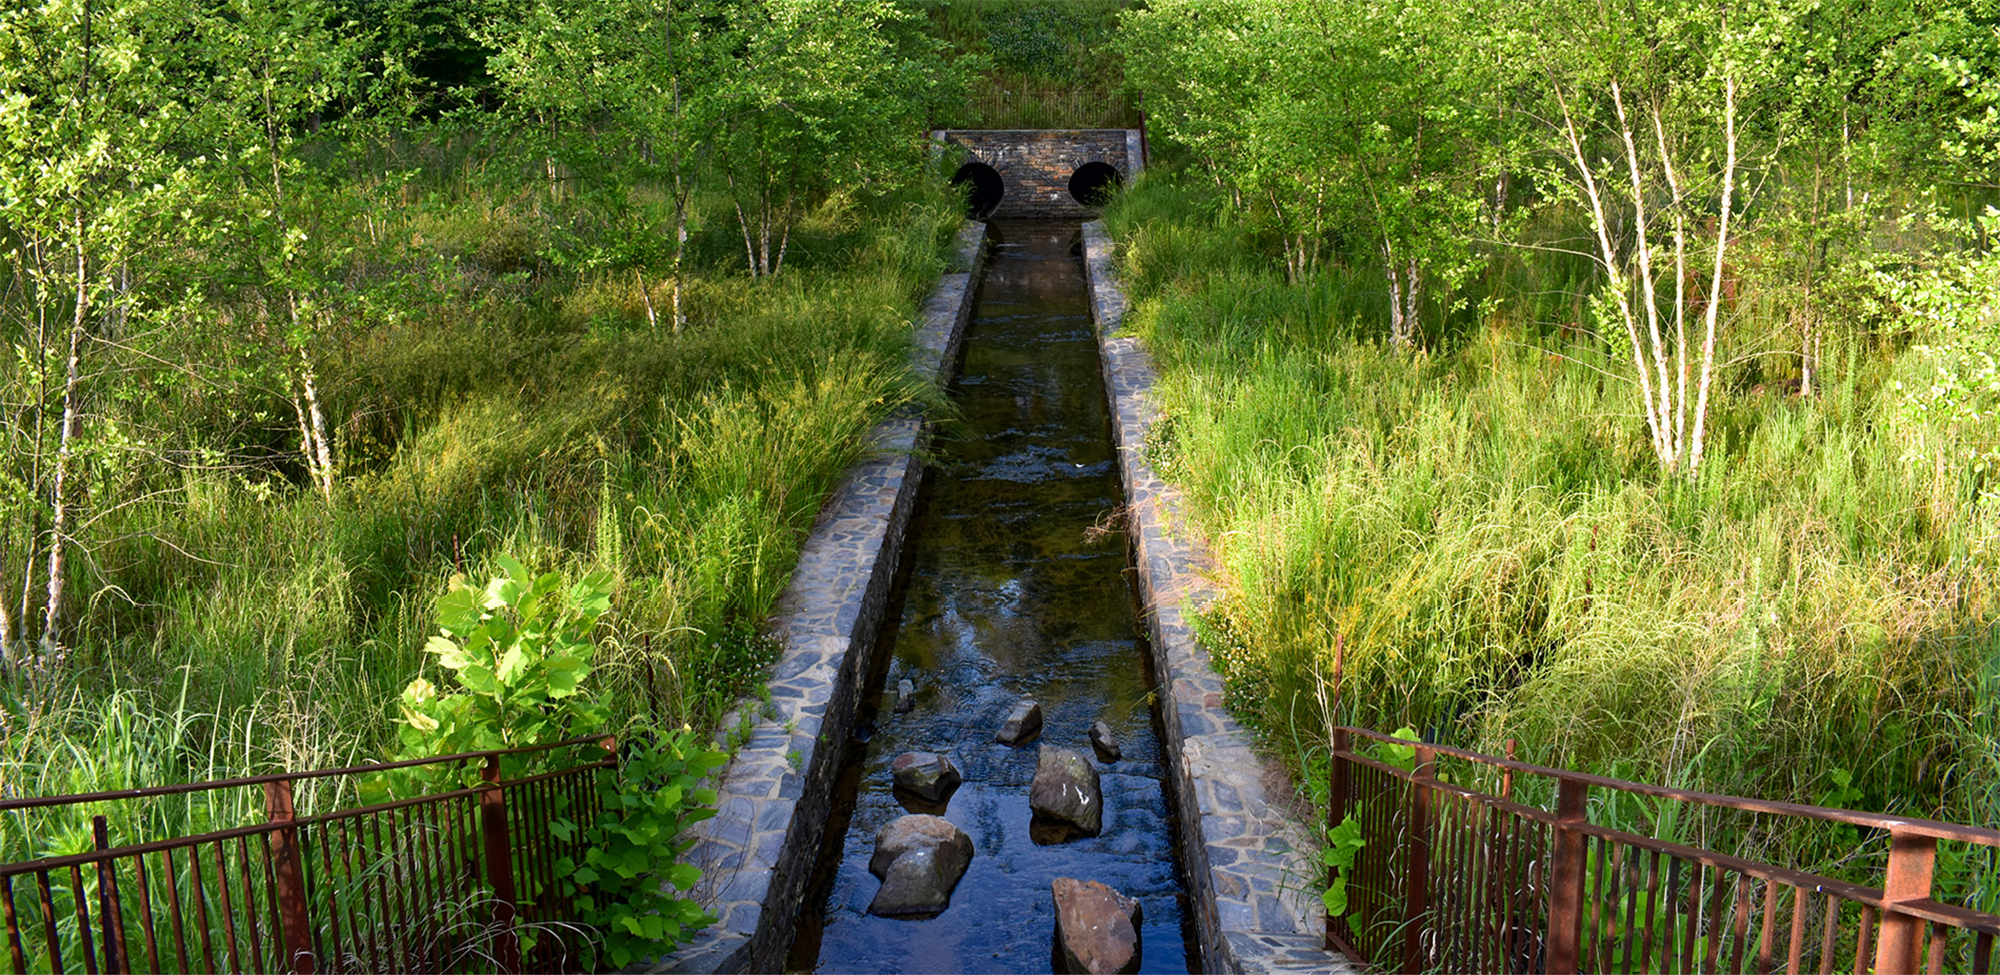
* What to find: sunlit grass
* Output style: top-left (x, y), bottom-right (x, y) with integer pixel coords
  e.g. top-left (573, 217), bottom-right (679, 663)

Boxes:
top-left (1102, 171), bottom-right (2000, 881)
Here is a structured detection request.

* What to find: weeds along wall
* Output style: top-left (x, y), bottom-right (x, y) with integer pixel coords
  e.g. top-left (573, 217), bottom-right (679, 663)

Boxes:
top-left (0, 125), bottom-right (968, 837)
top-left (1100, 172), bottom-right (2000, 890)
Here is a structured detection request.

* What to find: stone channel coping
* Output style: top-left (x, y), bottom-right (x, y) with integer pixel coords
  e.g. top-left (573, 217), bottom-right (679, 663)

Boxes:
top-left (1081, 220), bottom-right (1364, 974)
top-left (645, 222), bottom-right (988, 974)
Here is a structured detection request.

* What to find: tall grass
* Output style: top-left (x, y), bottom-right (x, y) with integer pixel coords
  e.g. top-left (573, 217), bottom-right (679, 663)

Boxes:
top-left (2, 127), bottom-right (964, 807)
top-left (1102, 171), bottom-right (2000, 875)
top-left (920, 0), bottom-right (1137, 129)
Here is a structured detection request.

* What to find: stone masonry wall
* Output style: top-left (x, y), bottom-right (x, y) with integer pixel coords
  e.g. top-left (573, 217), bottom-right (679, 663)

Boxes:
top-left (1081, 220), bottom-right (1366, 974)
top-left (937, 129), bottom-right (1143, 217)
top-left (644, 223), bottom-right (987, 975)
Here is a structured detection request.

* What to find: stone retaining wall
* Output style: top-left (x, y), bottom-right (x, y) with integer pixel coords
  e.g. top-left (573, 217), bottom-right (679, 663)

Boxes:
top-left (646, 223), bottom-right (987, 975)
top-left (1081, 220), bottom-right (1363, 974)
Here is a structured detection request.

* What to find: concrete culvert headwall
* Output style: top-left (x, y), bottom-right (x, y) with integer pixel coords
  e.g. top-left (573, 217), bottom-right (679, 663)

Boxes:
top-left (950, 161), bottom-right (1005, 219)
top-left (934, 129), bottom-right (1143, 218)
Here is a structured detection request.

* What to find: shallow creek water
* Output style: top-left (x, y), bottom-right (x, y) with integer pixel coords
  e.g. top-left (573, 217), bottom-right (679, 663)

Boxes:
top-left (786, 221), bottom-right (1196, 973)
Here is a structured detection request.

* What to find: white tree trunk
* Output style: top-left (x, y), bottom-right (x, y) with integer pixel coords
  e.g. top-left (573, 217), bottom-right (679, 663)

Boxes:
top-left (300, 350), bottom-right (335, 500)
top-left (1687, 77), bottom-right (1738, 476)
top-left (41, 231), bottom-right (87, 655)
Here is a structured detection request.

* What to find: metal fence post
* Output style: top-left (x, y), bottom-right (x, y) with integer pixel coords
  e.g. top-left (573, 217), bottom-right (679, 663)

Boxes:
top-left (1546, 777), bottom-right (1590, 975)
top-left (1327, 728), bottom-right (1351, 952)
top-left (91, 816), bottom-right (127, 975)
top-left (263, 780), bottom-right (316, 974)
top-left (1875, 827), bottom-right (1937, 975)
top-left (481, 755), bottom-right (523, 975)
top-left (1402, 744), bottom-right (1435, 974)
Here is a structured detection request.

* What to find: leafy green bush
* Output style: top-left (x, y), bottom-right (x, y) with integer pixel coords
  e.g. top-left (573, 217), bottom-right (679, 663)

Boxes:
top-left (384, 559), bottom-right (726, 965)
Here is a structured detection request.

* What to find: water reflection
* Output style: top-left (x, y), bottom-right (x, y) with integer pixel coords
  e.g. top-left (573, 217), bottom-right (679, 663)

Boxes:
top-left (788, 222), bottom-right (1195, 974)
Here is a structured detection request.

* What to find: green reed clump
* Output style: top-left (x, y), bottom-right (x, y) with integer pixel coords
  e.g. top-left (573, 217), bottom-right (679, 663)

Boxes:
top-left (1102, 172), bottom-right (2000, 868)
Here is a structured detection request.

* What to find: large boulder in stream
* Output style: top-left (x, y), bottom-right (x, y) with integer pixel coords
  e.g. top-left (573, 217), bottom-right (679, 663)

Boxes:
top-left (1053, 878), bottom-right (1143, 974)
top-left (1030, 746), bottom-right (1103, 836)
top-left (891, 751), bottom-right (962, 804)
top-left (997, 699), bottom-right (1043, 745)
top-left (868, 814), bottom-right (974, 917)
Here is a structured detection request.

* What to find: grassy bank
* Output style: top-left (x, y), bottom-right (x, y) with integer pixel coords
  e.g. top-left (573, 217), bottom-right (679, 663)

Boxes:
top-left (1102, 171), bottom-right (2000, 882)
top-left (1, 129), bottom-right (964, 818)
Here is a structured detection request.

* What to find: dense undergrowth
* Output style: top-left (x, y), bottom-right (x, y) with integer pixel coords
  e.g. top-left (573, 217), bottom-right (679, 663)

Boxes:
top-left (1103, 170), bottom-right (2000, 891)
top-left (920, 0), bottom-right (1138, 129)
top-left (1, 133), bottom-right (963, 810)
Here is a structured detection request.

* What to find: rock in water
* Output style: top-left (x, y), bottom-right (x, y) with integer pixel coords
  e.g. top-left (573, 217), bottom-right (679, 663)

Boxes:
top-left (891, 751), bottom-right (962, 804)
top-left (895, 678), bottom-right (916, 713)
top-left (1052, 878), bottom-right (1143, 974)
top-left (868, 814), bottom-right (974, 916)
top-left (1090, 720), bottom-right (1121, 762)
top-left (996, 699), bottom-right (1043, 744)
top-left (1030, 746), bottom-right (1103, 836)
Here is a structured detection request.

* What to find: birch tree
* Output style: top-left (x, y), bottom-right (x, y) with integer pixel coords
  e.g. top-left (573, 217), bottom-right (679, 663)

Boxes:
top-left (713, 0), bottom-right (949, 278)
top-left (0, 0), bottom-right (188, 662)
top-left (198, 0), bottom-right (359, 500)
top-left (482, 0), bottom-right (725, 329)
top-left (1531, 0), bottom-right (1772, 476)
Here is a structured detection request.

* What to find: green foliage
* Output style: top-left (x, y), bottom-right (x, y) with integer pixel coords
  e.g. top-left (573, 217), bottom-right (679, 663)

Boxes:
top-left (920, 0), bottom-right (1134, 129)
top-left (564, 730), bottom-right (727, 969)
top-left (1102, 166), bottom-right (2000, 888)
top-left (1319, 808), bottom-right (1366, 917)
top-left (393, 557), bottom-right (610, 763)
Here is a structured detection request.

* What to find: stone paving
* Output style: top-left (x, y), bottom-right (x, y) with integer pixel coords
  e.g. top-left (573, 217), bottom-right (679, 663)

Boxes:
top-left (643, 223), bottom-right (987, 975)
top-left (1081, 220), bottom-right (1366, 975)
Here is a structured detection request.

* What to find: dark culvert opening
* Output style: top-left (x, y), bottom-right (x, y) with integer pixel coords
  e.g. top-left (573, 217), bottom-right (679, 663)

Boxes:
top-left (951, 161), bottom-right (1004, 219)
top-left (1067, 161), bottom-right (1121, 207)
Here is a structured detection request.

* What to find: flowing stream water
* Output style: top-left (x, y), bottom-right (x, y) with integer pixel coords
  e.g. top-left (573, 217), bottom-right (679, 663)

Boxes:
top-left (786, 221), bottom-right (1197, 973)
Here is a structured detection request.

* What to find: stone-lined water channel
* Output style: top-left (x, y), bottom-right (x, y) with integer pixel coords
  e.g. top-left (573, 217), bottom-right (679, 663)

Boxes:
top-left (786, 221), bottom-right (1196, 974)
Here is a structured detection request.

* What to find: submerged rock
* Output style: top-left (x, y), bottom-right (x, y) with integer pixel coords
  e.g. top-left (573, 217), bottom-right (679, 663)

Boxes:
top-left (1030, 745), bottom-right (1103, 836)
top-left (891, 751), bottom-right (962, 804)
top-left (1052, 877), bottom-right (1143, 974)
top-left (868, 814), bottom-right (974, 916)
top-left (996, 699), bottom-right (1043, 745)
top-left (1089, 720), bottom-right (1121, 762)
top-left (895, 678), bottom-right (916, 713)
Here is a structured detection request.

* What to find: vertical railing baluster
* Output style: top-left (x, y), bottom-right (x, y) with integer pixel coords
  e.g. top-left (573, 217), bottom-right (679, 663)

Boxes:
top-left (1403, 743), bottom-right (1435, 974)
top-left (1, 875), bottom-right (25, 974)
top-left (236, 836), bottom-right (264, 972)
top-left (70, 863), bottom-right (98, 975)
top-left (1326, 728), bottom-right (1349, 954)
top-left (90, 817), bottom-right (127, 974)
top-left (211, 841), bottom-right (241, 975)
top-left (1546, 776), bottom-right (1589, 974)
top-left (264, 780), bottom-right (315, 974)
top-left (480, 756), bottom-right (522, 975)
top-left (161, 846), bottom-right (193, 974)
top-left (35, 870), bottom-right (61, 974)
top-left (130, 852), bottom-right (158, 973)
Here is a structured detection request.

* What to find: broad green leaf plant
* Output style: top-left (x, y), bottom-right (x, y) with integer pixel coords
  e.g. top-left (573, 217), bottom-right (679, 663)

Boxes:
top-left (389, 558), bottom-right (725, 964)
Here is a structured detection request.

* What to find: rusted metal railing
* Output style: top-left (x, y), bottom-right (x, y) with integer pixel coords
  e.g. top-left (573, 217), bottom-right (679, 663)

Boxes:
top-left (1325, 726), bottom-right (2000, 975)
top-left (0, 735), bottom-right (616, 974)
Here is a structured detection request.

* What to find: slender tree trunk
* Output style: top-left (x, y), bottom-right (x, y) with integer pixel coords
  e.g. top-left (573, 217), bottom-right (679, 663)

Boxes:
top-left (299, 349), bottom-right (334, 500)
top-left (0, 551), bottom-right (15, 659)
top-left (1687, 76), bottom-right (1738, 476)
top-left (1612, 82), bottom-right (1678, 469)
top-left (1554, 78), bottom-right (1670, 466)
top-left (292, 388), bottom-right (320, 490)
top-left (42, 227), bottom-right (87, 655)
top-left (672, 184), bottom-right (687, 330)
